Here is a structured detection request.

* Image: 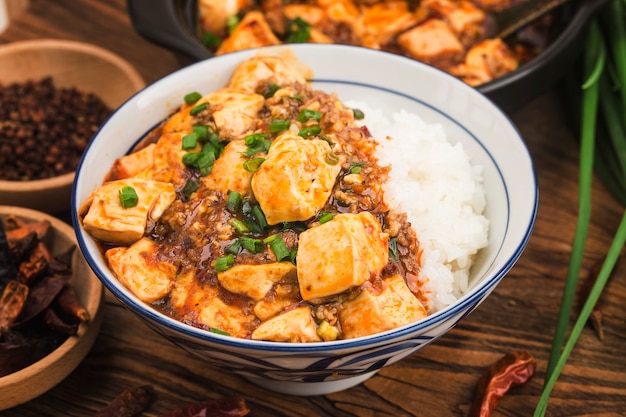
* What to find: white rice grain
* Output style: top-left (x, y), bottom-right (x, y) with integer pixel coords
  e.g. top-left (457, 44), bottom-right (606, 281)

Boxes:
top-left (348, 102), bottom-right (489, 312)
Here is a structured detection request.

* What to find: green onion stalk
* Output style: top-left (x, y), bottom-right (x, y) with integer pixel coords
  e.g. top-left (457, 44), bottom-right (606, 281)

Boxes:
top-left (535, 1), bottom-right (626, 414)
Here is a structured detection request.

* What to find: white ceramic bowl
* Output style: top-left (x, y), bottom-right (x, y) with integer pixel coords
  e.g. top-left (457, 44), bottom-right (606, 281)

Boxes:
top-left (72, 44), bottom-right (537, 396)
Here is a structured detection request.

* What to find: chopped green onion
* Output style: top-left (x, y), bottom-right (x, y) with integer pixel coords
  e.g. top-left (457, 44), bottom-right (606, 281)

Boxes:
top-left (226, 190), bottom-right (242, 213)
top-left (190, 102), bottom-right (208, 116)
top-left (352, 108), bottom-right (365, 120)
top-left (286, 17), bottom-right (310, 43)
top-left (240, 236), bottom-right (263, 253)
top-left (231, 219), bottom-right (249, 234)
top-left (192, 125), bottom-right (209, 140)
top-left (243, 133), bottom-right (270, 157)
top-left (181, 180), bottom-right (199, 200)
top-left (182, 132), bottom-right (199, 150)
top-left (226, 239), bottom-right (241, 255)
top-left (251, 205), bottom-right (268, 230)
top-left (297, 109), bottom-right (322, 122)
top-left (268, 235), bottom-right (290, 261)
top-left (325, 152), bottom-right (339, 165)
top-left (388, 237), bottom-right (399, 262)
top-left (209, 327), bottom-right (230, 336)
top-left (184, 91), bottom-right (202, 105)
top-left (262, 234), bottom-right (278, 244)
top-left (226, 15), bottom-right (239, 34)
top-left (349, 161), bottom-right (365, 174)
top-left (318, 212), bottom-right (335, 224)
top-left (270, 119), bottom-right (290, 133)
top-left (298, 125), bottom-right (321, 137)
top-left (263, 83), bottom-right (281, 98)
top-left (201, 31), bottom-right (222, 49)
top-left (215, 254), bottom-right (235, 272)
top-left (118, 186), bottom-right (138, 208)
top-left (243, 157), bottom-right (265, 172)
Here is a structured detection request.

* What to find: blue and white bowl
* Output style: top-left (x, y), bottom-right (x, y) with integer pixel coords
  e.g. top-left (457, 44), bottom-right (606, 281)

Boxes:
top-left (72, 44), bottom-right (538, 396)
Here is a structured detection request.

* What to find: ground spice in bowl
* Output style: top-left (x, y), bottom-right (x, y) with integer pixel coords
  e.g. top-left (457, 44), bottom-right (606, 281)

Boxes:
top-left (0, 77), bottom-right (112, 181)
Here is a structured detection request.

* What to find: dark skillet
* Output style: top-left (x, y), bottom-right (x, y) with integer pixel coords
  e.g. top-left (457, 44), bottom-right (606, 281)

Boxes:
top-left (127, 0), bottom-right (610, 114)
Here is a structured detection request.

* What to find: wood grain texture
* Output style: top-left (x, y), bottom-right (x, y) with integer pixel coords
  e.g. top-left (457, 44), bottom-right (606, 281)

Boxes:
top-left (1, 1), bottom-right (624, 415)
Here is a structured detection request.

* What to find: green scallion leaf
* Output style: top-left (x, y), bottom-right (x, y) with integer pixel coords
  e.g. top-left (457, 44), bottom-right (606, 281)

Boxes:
top-left (268, 235), bottom-right (290, 261)
top-left (263, 83), bottom-right (281, 98)
top-left (209, 327), bottom-right (230, 336)
top-left (190, 102), bottom-right (208, 116)
top-left (226, 15), bottom-right (239, 34)
top-left (201, 31), bottom-right (222, 49)
top-left (118, 186), bottom-right (138, 208)
top-left (388, 237), bottom-right (399, 262)
top-left (240, 236), bottom-right (263, 253)
top-left (318, 212), bottom-right (335, 224)
top-left (251, 205), bottom-right (268, 230)
top-left (297, 109), bottom-right (322, 122)
top-left (298, 125), bottom-right (321, 137)
top-left (192, 125), bottom-right (210, 140)
top-left (215, 254), bottom-right (235, 272)
top-left (182, 132), bottom-right (199, 150)
top-left (226, 190), bottom-right (242, 213)
top-left (231, 219), bottom-right (249, 234)
top-left (182, 180), bottom-right (199, 200)
top-left (270, 119), bottom-right (290, 133)
top-left (184, 91), bottom-right (202, 105)
top-left (352, 108), bottom-right (365, 120)
top-left (350, 162), bottom-right (365, 174)
top-left (243, 157), bottom-right (265, 172)
top-left (325, 152), bottom-right (339, 165)
top-left (286, 17), bottom-right (310, 43)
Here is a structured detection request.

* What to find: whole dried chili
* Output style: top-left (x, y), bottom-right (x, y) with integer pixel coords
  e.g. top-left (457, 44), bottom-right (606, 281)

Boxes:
top-left (0, 215), bottom-right (89, 377)
top-left (0, 77), bottom-right (112, 181)
top-left (157, 397), bottom-right (250, 417)
top-left (468, 350), bottom-right (537, 417)
top-left (94, 385), bottom-right (156, 417)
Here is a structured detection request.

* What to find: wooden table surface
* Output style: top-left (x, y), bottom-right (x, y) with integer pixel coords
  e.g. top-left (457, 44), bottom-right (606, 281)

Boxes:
top-left (1, 1), bottom-right (625, 416)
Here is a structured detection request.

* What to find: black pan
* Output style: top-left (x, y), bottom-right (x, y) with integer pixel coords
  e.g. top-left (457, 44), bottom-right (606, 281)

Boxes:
top-left (127, 0), bottom-right (610, 114)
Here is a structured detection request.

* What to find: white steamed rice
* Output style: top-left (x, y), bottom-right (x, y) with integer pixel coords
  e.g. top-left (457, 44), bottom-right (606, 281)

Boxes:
top-left (348, 101), bottom-right (489, 313)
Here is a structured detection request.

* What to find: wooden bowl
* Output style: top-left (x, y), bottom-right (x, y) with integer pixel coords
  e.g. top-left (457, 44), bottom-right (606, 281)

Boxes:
top-left (0, 39), bottom-right (146, 214)
top-left (0, 206), bottom-right (104, 410)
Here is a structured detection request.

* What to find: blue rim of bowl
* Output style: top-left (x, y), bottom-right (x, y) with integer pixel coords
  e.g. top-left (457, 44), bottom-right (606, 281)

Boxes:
top-left (72, 44), bottom-right (539, 353)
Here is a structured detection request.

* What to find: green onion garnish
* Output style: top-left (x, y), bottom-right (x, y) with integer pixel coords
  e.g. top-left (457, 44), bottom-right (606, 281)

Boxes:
top-left (182, 132), bottom-right (199, 150)
top-left (215, 254), bottom-right (235, 272)
top-left (231, 219), bottom-right (249, 234)
top-left (240, 236), bottom-right (263, 253)
top-left (243, 157), bottom-right (265, 172)
top-left (184, 91), bottom-right (202, 105)
top-left (226, 15), bottom-right (239, 34)
top-left (267, 235), bottom-right (290, 261)
top-left (243, 133), bottom-right (271, 157)
top-left (192, 125), bottom-right (209, 140)
top-left (286, 17), bottom-right (310, 43)
top-left (118, 186), bottom-right (138, 208)
top-left (226, 190), bottom-right (242, 213)
top-left (388, 237), bottom-right (399, 262)
top-left (190, 102), bottom-right (208, 116)
top-left (325, 152), bottom-right (339, 165)
top-left (318, 212), bottom-right (335, 224)
top-left (209, 327), bottom-right (230, 336)
top-left (352, 108), bottom-right (365, 120)
top-left (181, 180), bottom-right (199, 200)
top-left (270, 119), bottom-right (290, 133)
top-left (297, 109), bottom-right (322, 122)
top-left (263, 83), bottom-right (281, 98)
top-left (251, 205), bottom-right (268, 230)
top-left (298, 126), bottom-right (321, 137)
top-left (349, 162), bottom-right (365, 174)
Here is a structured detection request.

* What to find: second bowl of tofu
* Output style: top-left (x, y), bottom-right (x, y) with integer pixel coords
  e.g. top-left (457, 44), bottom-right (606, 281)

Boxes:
top-left (127, 0), bottom-right (610, 113)
top-left (72, 43), bottom-right (537, 396)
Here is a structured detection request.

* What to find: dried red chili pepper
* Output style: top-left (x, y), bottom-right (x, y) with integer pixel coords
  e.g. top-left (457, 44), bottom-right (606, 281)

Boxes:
top-left (11, 274), bottom-right (66, 327)
top-left (0, 280), bottom-right (29, 334)
top-left (18, 241), bottom-right (51, 285)
top-left (8, 231), bottom-right (38, 265)
top-left (157, 397), bottom-right (249, 417)
top-left (55, 285), bottom-right (90, 322)
top-left (468, 350), bottom-right (537, 417)
top-left (43, 307), bottom-right (79, 336)
top-left (0, 221), bottom-right (17, 291)
top-left (94, 385), bottom-right (156, 417)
